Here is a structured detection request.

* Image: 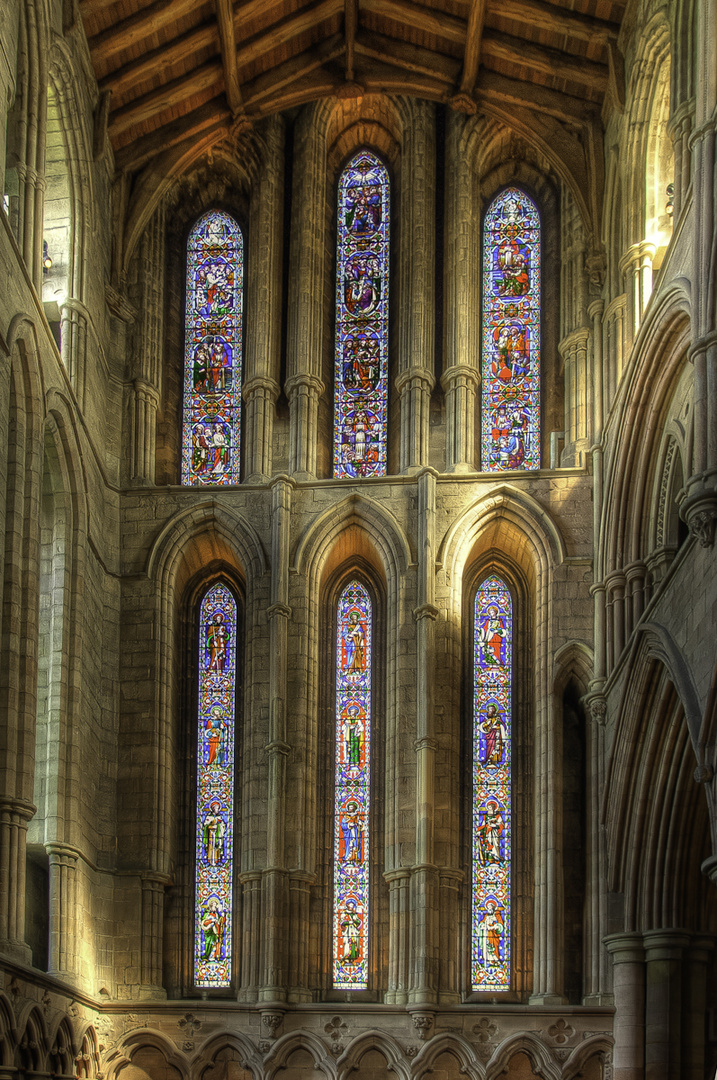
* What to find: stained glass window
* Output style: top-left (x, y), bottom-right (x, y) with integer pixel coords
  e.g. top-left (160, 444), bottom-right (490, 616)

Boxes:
top-left (195, 582), bottom-right (237, 987)
top-left (182, 211), bottom-right (243, 485)
top-left (333, 580), bottom-right (372, 988)
top-left (482, 188), bottom-right (540, 471)
top-left (333, 150), bottom-right (389, 478)
top-left (472, 575), bottom-right (512, 991)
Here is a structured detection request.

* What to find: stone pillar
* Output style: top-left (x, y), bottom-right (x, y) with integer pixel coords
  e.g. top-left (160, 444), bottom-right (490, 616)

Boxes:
top-left (559, 327), bottom-right (592, 465)
top-left (59, 299), bottom-right (89, 408)
top-left (398, 99), bottom-right (435, 473)
top-left (605, 571), bottom-right (626, 671)
top-left (442, 109), bottom-right (479, 471)
top-left (140, 872), bottom-right (170, 995)
top-left (668, 102), bottom-right (693, 222)
top-left (605, 933), bottom-right (645, 1080)
top-left (130, 380), bottom-right (160, 485)
top-left (262, 475), bottom-right (293, 1000)
top-left (620, 241), bottom-right (656, 344)
top-left (0, 0), bottom-right (20, 199)
top-left (130, 205), bottom-right (165, 485)
top-left (604, 295), bottom-right (626, 410)
top-left (410, 468), bottom-right (439, 1001)
top-left (286, 106), bottom-right (327, 479)
top-left (583, 696), bottom-right (609, 1004)
top-left (0, 797), bottom-right (34, 962)
top-left (244, 116), bottom-right (284, 482)
top-left (385, 869), bottom-right (410, 1004)
top-left (681, 21), bottom-right (717, 549)
top-left (46, 842), bottom-right (78, 978)
top-left (239, 870), bottom-right (262, 1000)
top-left (682, 936), bottom-right (713, 1080)
top-left (642, 930), bottom-right (689, 1080)
top-left (624, 561), bottom-right (647, 631)
top-left (589, 299), bottom-right (605, 443)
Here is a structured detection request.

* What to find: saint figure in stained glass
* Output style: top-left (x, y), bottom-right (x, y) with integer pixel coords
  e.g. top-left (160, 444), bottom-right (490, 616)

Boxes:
top-left (182, 212), bottom-right (243, 486)
top-left (334, 151), bottom-right (390, 478)
top-left (195, 583), bottom-right (237, 987)
top-left (333, 580), bottom-right (372, 988)
top-left (482, 189), bottom-right (540, 471)
top-left (472, 576), bottom-right (512, 990)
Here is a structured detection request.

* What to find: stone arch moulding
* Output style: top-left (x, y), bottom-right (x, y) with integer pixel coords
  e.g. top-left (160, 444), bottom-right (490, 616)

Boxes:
top-left (335, 1030), bottom-right (410, 1080)
top-left (561, 1035), bottom-right (614, 1080)
top-left (292, 493), bottom-right (414, 584)
top-left (104, 1029), bottom-right (189, 1080)
top-left (7, 314), bottom-right (49, 411)
top-left (145, 502), bottom-right (268, 586)
top-left (483, 1031), bottom-right (561, 1080)
top-left (629, 621), bottom-right (701, 744)
top-left (264, 1030), bottom-right (338, 1080)
top-left (0, 992), bottom-right (15, 1066)
top-left (411, 1032), bottom-right (484, 1080)
top-left (191, 1032), bottom-right (264, 1080)
top-left (553, 640), bottom-right (594, 697)
top-left (438, 484), bottom-right (566, 588)
top-left (14, 1005), bottom-right (50, 1068)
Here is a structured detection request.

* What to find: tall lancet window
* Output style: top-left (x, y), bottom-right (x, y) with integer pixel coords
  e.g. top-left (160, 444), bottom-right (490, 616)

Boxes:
top-left (182, 211), bottom-right (243, 485)
top-left (333, 580), bottom-right (372, 987)
top-left (194, 582), bottom-right (238, 987)
top-left (482, 188), bottom-right (541, 471)
top-left (334, 150), bottom-right (390, 478)
top-left (472, 576), bottom-right (512, 991)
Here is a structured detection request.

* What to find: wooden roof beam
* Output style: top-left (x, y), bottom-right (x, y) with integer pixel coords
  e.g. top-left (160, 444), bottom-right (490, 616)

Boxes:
top-left (242, 32), bottom-right (344, 109)
top-left (113, 99), bottom-right (230, 172)
top-left (109, 60), bottom-right (223, 139)
top-left (459, 0), bottom-right (487, 95)
top-left (101, 23), bottom-right (218, 102)
top-left (215, 0), bottom-right (243, 115)
top-left (354, 29), bottom-right (460, 85)
top-left (477, 69), bottom-right (596, 124)
top-left (89, 0), bottom-right (203, 69)
top-left (345, 0), bottom-right (358, 82)
top-left (234, 0), bottom-right (342, 69)
top-left (361, 0), bottom-right (465, 49)
top-left (488, 0), bottom-right (619, 48)
top-left (481, 29), bottom-right (608, 95)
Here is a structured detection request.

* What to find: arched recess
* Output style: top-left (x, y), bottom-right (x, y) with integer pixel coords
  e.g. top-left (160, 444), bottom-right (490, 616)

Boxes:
top-left (265, 1032), bottom-right (337, 1080)
top-left (604, 636), bottom-right (709, 931)
top-left (411, 1030), bottom-right (484, 1080)
top-left (106, 1032), bottom-right (188, 1080)
top-left (336, 1031), bottom-right (409, 1080)
top-left (192, 1033), bottom-right (263, 1080)
top-left (599, 296), bottom-right (690, 628)
top-left (14, 1006), bottom-right (50, 1075)
top-left (440, 486), bottom-right (569, 1001)
top-left (290, 495), bottom-right (410, 997)
top-left (122, 506), bottom-right (265, 996)
top-left (484, 1033), bottom-right (561, 1080)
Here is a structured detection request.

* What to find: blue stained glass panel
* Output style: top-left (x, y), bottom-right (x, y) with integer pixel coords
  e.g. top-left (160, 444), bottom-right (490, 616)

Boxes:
top-left (334, 151), bottom-right (389, 478)
top-left (195, 582), bottom-right (237, 987)
top-left (482, 188), bottom-right (541, 471)
top-left (333, 580), bottom-right (372, 988)
top-left (182, 211), bottom-right (243, 485)
top-left (472, 576), bottom-right (512, 991)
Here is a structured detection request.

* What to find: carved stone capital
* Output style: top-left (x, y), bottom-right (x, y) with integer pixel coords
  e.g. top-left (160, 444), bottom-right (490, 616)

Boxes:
top-left (410, 1013), bottom-right (434, 1040)
top-left (449, 92), bottom-right (477, 115)
top-left (266, 602), bottom-right (292, 622)
top-left (440, 363), bottom-right (481, 393)
top-left (413, 602), bottom-right (439, 622)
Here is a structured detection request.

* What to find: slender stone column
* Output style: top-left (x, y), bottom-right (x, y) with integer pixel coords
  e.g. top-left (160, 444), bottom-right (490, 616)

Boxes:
top-left (244, 116), bottom-right (284, 482)
top-left (384, 869), bottom-right (410, 1004)
top-left (286, 106), bottom-right (327, 479)
top-left (603, 295), bottom-right (626, 411)
top-left (605, 933), bottom-right (645, 1080)
top-left (46, 842), bottom-right (78, 978)
top-left (589, 299), bottom-right (605, 443)
top-left (605, 571), bottom-right (626, 670)
top-left (59, 299), bottom-right (88, 408)
top-left (398, 99), bottom-right (435, 473)
top-left (668, 103), bottom-right (692, 221)
top-left (128, 206), bottom-right (165, 485)
top-left (0, 0), bottom-right (19, 199)
top-left (410, 469), bottom-right (440, 1001)
top-left (0, 797), bottom-right (34, 962)
top-left (130, 380), bottom-right (160, 485)
top-left (140, 872), bottom-right (170, 995)
top-left (683, 936), bottom-right (713, 1080)
top-left (583, 696), bottom-right (609, 1003)
top-left (239, 870), bottom-right (262, 1000)
top-left (642, 930), bottom-right (689, 1080)
top-left (559, 327), bottom-right (592, 465)
top-left (624, 561), bottom-right (647, 631)
top-left (443, 109), bottom-right (479, 470)
top-left (262, 475), bottom-right (293, 1000)
top-left (619, 241), bottom-right (656, 343)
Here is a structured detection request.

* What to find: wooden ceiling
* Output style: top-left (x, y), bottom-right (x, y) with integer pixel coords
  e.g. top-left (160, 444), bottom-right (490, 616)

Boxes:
top-left (80, 0), bottom-right (626, 175)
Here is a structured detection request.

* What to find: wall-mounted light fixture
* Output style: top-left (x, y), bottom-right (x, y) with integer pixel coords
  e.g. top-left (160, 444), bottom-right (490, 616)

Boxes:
top-left (43, 240), bottom-right (53, 272)
top-left (665, 183), bottom-right (675, 217)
